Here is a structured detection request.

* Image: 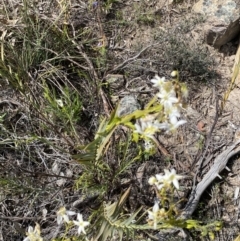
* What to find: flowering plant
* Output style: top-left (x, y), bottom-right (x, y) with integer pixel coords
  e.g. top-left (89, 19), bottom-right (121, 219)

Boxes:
top-left (40, 71), bottom-right (220, 241)
top-left (146, 168), bottom-right (221, 239)
top-left (23, 223), bottom-right (43, 241)
top-left (132, 71), bottom-right (187, 154)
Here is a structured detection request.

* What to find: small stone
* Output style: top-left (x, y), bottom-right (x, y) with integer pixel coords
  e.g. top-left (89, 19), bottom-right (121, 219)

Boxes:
top-left (117, 95), bottom-right (140, 117)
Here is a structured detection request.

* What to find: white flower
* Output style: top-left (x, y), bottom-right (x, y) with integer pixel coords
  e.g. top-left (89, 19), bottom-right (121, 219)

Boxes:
top-left (154, 173), bottom-right (165, 190)
top-left (23, 223), bottom-right (43, 241)
top-left (166, 106), bottom-right (181, 119)
top-left (156, 173), bottom-right (165, 182)
top-left (134, 119), bottom-right (161, 140)
top-left (150, 169), bottom-right (184, 190)
top-left (162, 169), bottom-right (184, 189)
top-left (73, 213), bottom-right (90, 235)
top-left (149, 174), bottom-right (165, 190)
top-left (57, 207), bottom-right (76, 225)
top-left (169, 116), bottom-right (187, 131)
top-left (151, 75), bottom-right (166, 89)
top-left (157, 89), bottom-right (178, 110)
top-left (156, 122), bottom-right (170, 131)
top-left (156, 117), bottom-right (186, 133)
top-left (144, 139), bottom-right (155, 152)
top-left (148, 202), bottom-right (159, 229)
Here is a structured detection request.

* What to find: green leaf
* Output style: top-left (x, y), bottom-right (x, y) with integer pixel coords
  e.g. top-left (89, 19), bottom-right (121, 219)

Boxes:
top-left (96, 127), bottom-right (116, 161)
top-left (185, 220), bottom-right (199, 229)
top-left (124, 207), bottom-right (142, 225)
top-left (132, 132), bottom-right (139, 143)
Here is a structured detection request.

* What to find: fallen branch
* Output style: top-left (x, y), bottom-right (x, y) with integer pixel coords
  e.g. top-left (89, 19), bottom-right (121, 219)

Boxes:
top-left (181, 135), bottom-right (240, 219)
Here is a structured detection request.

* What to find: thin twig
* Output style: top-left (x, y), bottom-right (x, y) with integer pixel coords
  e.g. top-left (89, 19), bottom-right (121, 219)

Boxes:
top-left (109, 44), bottom-right (155, 73)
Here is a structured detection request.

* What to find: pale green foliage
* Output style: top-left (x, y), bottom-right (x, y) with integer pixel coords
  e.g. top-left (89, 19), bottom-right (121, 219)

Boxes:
top-left (0, 0), bottom-right (69, 92)
top-left (94, 188), bottom-right (143, 241)
top-left (43, 83), bottom-right (82, 137)
top-left (72, 72), bottom-right (221, 240)
top-left (73, 90), bottom-right (165, 191)
top-left (74, 110), bottom-right (142, 200)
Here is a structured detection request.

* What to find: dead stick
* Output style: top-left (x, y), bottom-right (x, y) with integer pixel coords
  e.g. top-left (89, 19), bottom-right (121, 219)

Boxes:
top-left (181, 138), bottom-right (240, 219)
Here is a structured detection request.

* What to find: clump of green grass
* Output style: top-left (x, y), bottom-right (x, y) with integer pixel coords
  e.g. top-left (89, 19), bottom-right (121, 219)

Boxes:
top-left (43, 84), bottom-right (82, 139)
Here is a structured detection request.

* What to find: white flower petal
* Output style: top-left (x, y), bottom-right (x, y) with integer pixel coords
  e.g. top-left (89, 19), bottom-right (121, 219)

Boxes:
top-left (148, 202), bottom-right (159, 229)
top-left (78, 226), bottom-right (86, 234)
top-left (170, 119), bottom-right (187, 131)
top-left (156, 183), bottom-right (164, 190)
top-left (134, 118), bottom-right (161, 140)
top-left (148, 176), bottom-right (157, 185)
top-left (27, 226), bottom-right (33, 233)
top-left (147, 210), bottom-right (154, 220)
top-left (164, 169), bottom-right (171, 176)
top-left (134, 122), bottom-right (142, 134)
top-left (173, 179), bottom-right (180, 189)
top-left (156, 174), bottom-right (164, 182)
top-left (152, 202), bottom-right (159, 213)
top-left (57, 215), bottom-right (62, 225)
top-left (63, 214), bottom-right (70, 223)
top-left (169, 115), bottom-right (178, 125)
top-left (66, 210), bottom-right (76, 216)
top-left (157, 90), bottom-right (179, 111)
top-left (151, 76), bottom-right (166, 88)
top-left (24, 224), bottom-right (43, 241)
top-left (73, 220), bottom-right (79, 225)
top-left (57, 207), bottom-right (76, 225)
top-left (167, 106), bottom-right (181, 118)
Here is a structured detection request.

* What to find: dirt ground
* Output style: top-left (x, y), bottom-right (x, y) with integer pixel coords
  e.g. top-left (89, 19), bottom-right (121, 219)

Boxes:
top-left (1, 0), bottom-right (240, 240)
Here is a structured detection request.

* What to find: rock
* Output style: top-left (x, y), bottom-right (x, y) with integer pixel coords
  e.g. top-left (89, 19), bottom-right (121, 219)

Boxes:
top-left (193, 0), bottom-right (240, 48)
top-left (117, 95), bottom-right (140, 117)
